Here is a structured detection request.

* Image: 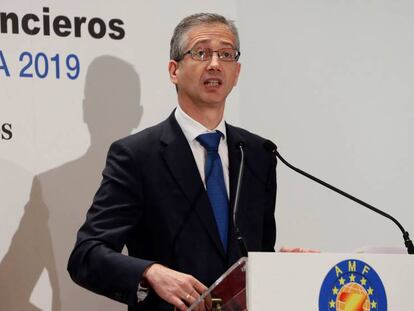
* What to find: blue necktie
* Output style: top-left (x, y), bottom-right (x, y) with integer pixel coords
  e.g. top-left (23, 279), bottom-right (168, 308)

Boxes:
top-left (196, 131), bottom-right (229, 252)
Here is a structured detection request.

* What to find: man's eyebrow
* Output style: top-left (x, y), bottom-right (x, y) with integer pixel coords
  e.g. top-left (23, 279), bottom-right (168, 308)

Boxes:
top-left (191, 39), bottom-right (235, 48)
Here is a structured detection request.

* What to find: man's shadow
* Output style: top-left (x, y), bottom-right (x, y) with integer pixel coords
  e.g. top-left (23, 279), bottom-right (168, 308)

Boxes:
top-left (0, 55), bottom-right (143, 311)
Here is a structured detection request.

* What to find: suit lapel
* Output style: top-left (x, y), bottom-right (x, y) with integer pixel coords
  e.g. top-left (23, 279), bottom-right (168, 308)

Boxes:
top-left (160, 113), bottom-right (226, 258)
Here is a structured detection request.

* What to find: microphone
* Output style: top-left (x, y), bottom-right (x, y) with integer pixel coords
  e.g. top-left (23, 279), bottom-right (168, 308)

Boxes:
top-left (264, 140), bottom-right (414, 255)
top-left (233, 142), bottom-right (248, 257)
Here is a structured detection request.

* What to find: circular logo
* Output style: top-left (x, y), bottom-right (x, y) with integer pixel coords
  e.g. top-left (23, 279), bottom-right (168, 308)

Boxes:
top-left (319, 259), bottom-right (387, 310)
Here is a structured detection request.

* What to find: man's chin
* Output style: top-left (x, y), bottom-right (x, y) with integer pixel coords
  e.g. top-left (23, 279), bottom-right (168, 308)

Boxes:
top-left (200, 94), bottom-right (227, 107)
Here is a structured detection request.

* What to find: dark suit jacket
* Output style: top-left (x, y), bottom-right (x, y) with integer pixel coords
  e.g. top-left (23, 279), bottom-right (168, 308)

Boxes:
top-left (68, 112), bottom-right (277, 310)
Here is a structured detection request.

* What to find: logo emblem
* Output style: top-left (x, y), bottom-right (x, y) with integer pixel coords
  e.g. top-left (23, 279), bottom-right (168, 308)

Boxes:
top-left (319, 259), bottom-right (387, 310)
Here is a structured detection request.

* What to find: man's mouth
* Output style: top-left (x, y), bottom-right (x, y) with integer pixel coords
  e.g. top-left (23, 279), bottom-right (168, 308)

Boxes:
top-left (204, 78), bottom-right (222, 87)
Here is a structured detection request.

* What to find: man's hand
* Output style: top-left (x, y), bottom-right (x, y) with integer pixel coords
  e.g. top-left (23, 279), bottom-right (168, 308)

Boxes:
top-left (143, 263), bottom-right (210, 311)
top-left (279, 246), bottom-right (320, 253)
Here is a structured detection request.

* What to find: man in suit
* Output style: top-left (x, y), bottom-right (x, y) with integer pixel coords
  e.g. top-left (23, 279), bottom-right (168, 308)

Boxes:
top-left (68, 13), bottom-right (276, 311)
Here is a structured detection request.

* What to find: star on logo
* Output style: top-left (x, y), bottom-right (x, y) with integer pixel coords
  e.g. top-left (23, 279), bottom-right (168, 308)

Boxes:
top-left (349, 274), bottom-right (356, 282)
top-left (339, 277), bottom-right (345, 285)
top-left (329, 299), bottom-right (335, 308)
top-left (368, 287), bottom-right (374, 295)
top-left (371, 300), bottom-right (377, 308)
top-left (360, 277), bottom-right (367, 286)
top-left (332, 286), bottom-right (339, 295)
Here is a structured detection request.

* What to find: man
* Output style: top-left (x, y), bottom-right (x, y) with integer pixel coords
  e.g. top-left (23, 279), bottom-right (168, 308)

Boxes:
top-left (68, 13), bottom-right (276, 311)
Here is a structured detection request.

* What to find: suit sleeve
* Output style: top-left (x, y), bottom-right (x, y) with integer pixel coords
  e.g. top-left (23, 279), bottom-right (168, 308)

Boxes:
top-left (67, 140), bottom-right (154, 306)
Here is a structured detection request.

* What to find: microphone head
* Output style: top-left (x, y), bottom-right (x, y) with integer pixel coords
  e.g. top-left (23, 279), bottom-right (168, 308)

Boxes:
top-left (264, 140), bottom-right (277, 152)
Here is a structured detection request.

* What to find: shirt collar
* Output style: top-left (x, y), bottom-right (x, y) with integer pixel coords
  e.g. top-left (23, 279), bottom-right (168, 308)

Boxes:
top-left (175, 105), bottom-right (227, 142)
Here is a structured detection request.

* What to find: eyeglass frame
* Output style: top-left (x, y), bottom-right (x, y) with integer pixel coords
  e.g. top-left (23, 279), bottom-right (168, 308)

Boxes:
top-left (176, 47), bottom-right (241, 62)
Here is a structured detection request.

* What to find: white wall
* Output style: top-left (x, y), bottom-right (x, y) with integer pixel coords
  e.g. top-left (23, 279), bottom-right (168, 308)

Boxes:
top-left (238, 0), bottom-right (414, 252)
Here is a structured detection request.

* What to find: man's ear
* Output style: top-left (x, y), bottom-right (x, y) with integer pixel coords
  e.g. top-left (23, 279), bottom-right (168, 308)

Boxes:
top-left (168, 60), bottom-right (179, 85)
top-left (233, 62), bottom-right (241, 86)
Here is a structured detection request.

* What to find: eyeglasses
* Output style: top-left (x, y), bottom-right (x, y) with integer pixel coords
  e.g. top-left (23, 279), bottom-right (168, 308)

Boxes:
top-left (180, 48), bottom-right (241, 62)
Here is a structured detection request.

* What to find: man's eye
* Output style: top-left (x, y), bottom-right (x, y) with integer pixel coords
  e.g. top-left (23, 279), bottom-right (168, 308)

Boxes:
top-left (220, 49), bottom-right (235, 59)
top-left (194, 49), bottom-right (207, 58)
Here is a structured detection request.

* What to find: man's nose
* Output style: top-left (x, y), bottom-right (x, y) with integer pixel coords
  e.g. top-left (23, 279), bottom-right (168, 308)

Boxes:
top-left (206, 52), bottom-right (221, 71)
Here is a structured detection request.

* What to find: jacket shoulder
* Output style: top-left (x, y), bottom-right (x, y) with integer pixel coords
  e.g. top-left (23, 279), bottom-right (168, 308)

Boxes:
top-left (226, 123), bottom-right (269, 149)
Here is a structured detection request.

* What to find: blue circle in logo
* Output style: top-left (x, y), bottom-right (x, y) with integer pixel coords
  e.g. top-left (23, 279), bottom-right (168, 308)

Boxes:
top-left (319, 259), bottom-right (387, 310)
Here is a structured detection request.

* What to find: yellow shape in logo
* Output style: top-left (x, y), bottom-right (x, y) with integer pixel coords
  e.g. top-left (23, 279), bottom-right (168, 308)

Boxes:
top-left (342, 292), bottom-right (366, 311)
top-left (337, 283), bottom-right (370, 311)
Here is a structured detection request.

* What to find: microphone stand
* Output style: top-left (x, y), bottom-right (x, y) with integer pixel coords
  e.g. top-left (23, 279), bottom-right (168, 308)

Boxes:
top-left (267, 142), bottom-right (414, 255)
top-left (233, 143), bottom-right (248, 257)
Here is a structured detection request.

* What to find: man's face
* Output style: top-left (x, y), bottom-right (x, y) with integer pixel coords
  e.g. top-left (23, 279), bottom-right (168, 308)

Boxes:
top-left (169, 23), bottom-right (241, 110)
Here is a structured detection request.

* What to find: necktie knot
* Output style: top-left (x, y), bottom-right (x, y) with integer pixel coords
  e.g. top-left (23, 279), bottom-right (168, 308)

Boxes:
top-left (196, 131), bottom-right (222, 152)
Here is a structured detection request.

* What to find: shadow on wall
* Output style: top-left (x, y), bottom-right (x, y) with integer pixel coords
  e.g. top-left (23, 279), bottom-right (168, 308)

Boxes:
top-left (0, 55), bottom-right (143, 311)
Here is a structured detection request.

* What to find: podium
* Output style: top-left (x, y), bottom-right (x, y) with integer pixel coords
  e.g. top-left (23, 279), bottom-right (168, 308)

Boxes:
top-left (189, 252), bottom-right (413, 310)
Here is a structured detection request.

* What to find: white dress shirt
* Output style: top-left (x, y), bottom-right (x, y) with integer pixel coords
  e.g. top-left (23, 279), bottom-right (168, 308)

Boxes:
top-left (174, 105), bottom-right (230, 198)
